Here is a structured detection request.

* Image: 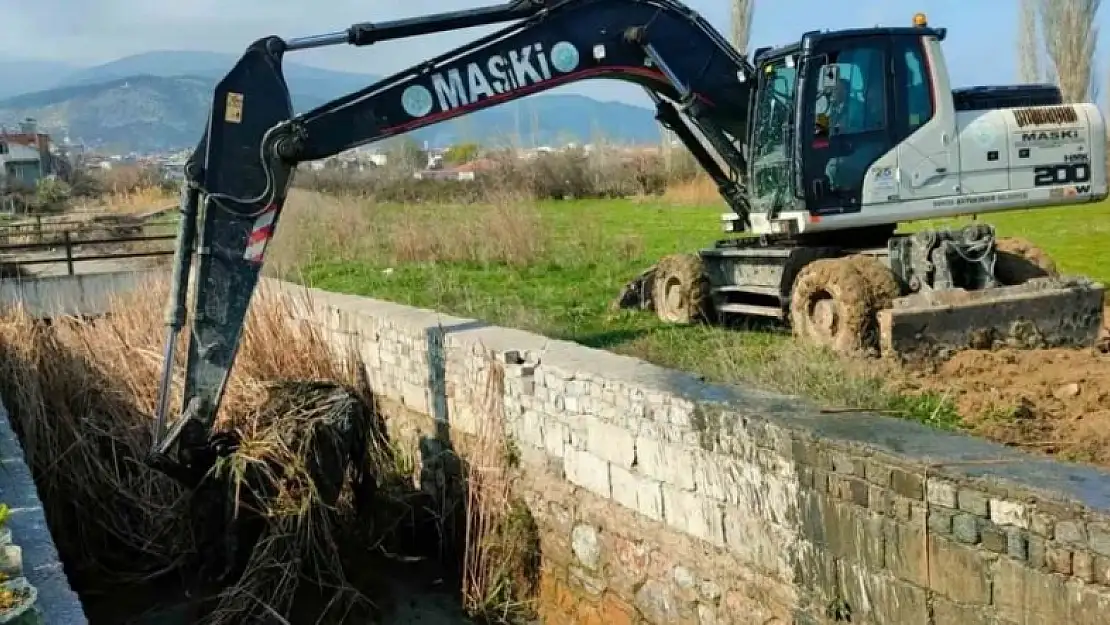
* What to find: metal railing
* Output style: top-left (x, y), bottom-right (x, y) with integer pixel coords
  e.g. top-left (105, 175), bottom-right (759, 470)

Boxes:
top-left (0, 229), bottom-right (176, 276)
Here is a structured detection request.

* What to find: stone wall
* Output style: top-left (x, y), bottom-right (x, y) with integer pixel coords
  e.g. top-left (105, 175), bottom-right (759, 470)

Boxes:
top-left (267, 278), bottom-right (1110, 624)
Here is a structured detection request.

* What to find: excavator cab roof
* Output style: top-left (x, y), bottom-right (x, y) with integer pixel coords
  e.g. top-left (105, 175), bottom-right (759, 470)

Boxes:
top-left (751, 23), bottom-right (947, 67)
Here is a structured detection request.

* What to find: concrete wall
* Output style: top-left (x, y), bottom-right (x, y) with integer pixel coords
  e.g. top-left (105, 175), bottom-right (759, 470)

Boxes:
top-left (0, 397), bottom-right (87, 622)
top-left (262, 278), bottom-right (1110, 625)
top-left (0, 270), bottom-right (160, 317)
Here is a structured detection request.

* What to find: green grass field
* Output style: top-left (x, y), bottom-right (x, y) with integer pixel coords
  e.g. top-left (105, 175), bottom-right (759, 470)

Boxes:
top-left (289, 191), bottom-right (1110, 425)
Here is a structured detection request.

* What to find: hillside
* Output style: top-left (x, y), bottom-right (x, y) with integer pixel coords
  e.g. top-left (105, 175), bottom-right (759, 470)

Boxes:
top-left (52, 51), bottom-right (384, 102)
top-left (0, 60), bottom-right (662, 152)
top-left (0, 58), bottom-right (82, 100)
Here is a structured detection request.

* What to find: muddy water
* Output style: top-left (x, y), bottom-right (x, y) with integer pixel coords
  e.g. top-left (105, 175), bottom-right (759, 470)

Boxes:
top-left (80, 563), bottom-right (476, 624)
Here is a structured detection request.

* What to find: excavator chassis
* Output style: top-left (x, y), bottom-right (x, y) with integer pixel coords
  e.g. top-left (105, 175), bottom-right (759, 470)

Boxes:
top-left (616, 222), bottom-right (1105, 361)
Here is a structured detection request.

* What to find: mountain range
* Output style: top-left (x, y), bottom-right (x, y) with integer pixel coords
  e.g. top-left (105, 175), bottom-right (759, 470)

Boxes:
top-left (0, 51), bottom-right (662, 154)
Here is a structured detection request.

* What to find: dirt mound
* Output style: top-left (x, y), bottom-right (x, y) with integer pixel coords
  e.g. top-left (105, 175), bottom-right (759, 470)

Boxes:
top-left (898, 305), bottom-right (1110, 465)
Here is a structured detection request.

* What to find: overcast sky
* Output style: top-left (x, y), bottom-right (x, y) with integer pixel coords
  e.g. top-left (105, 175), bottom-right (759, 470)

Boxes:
top-left (0, 0), bottom-right (1069, 104)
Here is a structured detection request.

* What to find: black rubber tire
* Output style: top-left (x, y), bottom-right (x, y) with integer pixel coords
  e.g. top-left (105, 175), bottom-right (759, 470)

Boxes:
top-left (994, 237), bottom-right (1058, 285)
top-left (790, 257), bottom-right (887, 355)
top-left (652, 253), bottom-right (710, 325)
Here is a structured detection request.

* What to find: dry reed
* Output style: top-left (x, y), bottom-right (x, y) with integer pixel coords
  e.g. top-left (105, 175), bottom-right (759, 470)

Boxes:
top-left (459, 356), bottom-right (539, 622)
top-left (0, 275), bottom-right (391, 623)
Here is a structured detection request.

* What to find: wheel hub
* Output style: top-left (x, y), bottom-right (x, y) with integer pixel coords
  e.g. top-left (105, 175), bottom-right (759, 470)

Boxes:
top-left (812, 298), bottom-right (838, 337)
top-left (662, 276), bottom-right (682, 318)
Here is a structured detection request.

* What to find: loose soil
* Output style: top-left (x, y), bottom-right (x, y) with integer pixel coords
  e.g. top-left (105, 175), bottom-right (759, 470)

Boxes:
top-left (897, 305), bottom-right (1110, 466)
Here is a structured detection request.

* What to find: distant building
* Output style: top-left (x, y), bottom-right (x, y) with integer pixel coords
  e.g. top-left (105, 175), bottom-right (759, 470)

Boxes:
top-left (0, 119), bottom-right (53, 188)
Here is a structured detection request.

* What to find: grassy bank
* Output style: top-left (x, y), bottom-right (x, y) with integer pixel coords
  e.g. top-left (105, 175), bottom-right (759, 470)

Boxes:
top-left (267, 179), bottom-right (1110, 429)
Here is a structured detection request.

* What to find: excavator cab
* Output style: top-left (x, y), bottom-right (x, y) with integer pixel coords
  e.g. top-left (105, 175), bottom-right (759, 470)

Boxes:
top-left (746, 18), bottom-right (951, 224)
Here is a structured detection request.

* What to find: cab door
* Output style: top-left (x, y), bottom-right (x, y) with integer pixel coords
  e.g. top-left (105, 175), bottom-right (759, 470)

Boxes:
top-left (892, 35), bottom-right (959, 201)
top-left (800, 35), bottom-right (896, 215)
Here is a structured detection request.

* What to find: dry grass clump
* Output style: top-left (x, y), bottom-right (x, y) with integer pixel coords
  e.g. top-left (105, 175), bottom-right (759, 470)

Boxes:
top-left (0, 276), bottom-right (391, 622)
top-left (69, 185), bottom-right (176, 215)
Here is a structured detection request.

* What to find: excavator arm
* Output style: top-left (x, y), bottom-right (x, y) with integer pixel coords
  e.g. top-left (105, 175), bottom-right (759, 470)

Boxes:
top-left (147, 0), bottom-right (756, 486)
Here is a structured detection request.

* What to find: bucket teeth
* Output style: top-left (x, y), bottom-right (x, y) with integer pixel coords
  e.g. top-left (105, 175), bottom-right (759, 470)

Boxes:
top-left (878, 276), bottom-right (1106, 362)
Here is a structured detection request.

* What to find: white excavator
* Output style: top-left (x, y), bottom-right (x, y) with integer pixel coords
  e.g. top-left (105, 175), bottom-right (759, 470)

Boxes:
top-left (616, 11), bottom-right (1106, 360)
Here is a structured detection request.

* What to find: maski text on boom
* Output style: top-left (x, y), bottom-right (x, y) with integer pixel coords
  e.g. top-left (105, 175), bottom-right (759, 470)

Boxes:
top-left (400, 41), bottom-right (581, 118)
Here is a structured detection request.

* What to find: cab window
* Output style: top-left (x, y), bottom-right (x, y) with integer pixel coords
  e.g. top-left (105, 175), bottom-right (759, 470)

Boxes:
top-left (896, 40), bottom-right (934, 134)
top-left (813, 46), bottom-right (887, 138)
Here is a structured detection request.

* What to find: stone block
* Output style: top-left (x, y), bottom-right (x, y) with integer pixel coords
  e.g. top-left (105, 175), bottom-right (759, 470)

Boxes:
top-left (1087, 522), bottom-right (1110, 557)
top-left (931, 597), bottom-right (991, 625)
top-left (829, 475), bottom-right (869, 508)
top-left (956, 489), bottom-right (990, 517)
top-left (565, 449), bottom-right (612, 499)
top-left (864, 459), bottom-right (893, 487)
top-left (585, 420), bottom-right (636, 468)
top-left (571, 524), bottom-right (601, 570)
top-left (1030, 511), bottom-right (1055, 538)
top-left (722, 506), bottom-right (792, 581)
top-left (634, 579), bottom-right (680, 623)
top-left (836, 560), bottom-right (928, 625)
top-left (1055, 520), bottom-right (1086, 545)
top-left (979, 521), bottom-right (1007, 554)
top-left (1046, 544), bottom-right (1073, 575)
top-left (1073, 549), bottom-right (1094, 582)
top-left (890, 468), bottom-right (925, 500)
top-left (926, 477), bottom-right (957, 508)
top-left (883, 518), bottom-right (928, 586)
top-left (928, 508), bottom-right (954, 535)
top-left (952, 513), bottom-right (980, 544)
top-left (1096, 554), bottom-right (1110, 585)
top-left (662, 486), bottom-right (725, 546)
top-left (1007, 529), bottom-right (1029, 562)
top-left (609, 464), bottom-right (664, 522)
top-left (990, 499), bottom-right (1029, 529)
top-left (828, 451), bottom-right (863, 476)
top-left (927, 535), bottom-right (992, 604)
top-left (636, 436), bottom-right (695, 491)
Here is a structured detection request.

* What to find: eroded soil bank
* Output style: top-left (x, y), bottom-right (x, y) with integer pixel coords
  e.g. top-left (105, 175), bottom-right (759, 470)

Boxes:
top-left (897, 305), bottom-right (1110, 466)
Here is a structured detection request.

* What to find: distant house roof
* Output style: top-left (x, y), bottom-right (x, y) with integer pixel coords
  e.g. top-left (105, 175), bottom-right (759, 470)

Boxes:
top-left (0, 133), bottom-right (49, 150)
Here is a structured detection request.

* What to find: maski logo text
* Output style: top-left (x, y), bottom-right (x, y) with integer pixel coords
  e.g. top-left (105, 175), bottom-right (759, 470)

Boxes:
top-left (400, 41), bottom-right (581, 118)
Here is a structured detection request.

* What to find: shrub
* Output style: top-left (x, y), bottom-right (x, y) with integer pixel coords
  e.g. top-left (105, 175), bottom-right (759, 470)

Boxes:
top-left (293, 143), bottom-right (709, 205)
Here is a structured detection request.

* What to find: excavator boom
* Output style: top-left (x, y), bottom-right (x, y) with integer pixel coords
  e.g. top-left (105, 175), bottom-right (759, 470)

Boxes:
top-left (147, 0), bottom-right (757, 485)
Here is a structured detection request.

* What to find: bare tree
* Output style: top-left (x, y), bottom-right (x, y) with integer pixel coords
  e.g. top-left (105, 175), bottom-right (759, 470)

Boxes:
top-left (1036, 0), bottom-right (1102, 102)
top-left (731, 0), bottom-right (754, 56)
top-left (1018, 0), bottom-right (1043, 83)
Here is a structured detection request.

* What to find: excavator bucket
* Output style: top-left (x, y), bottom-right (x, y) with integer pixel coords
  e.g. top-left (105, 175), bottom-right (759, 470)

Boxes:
top-left (877, 276), bottom-right (1106, 361)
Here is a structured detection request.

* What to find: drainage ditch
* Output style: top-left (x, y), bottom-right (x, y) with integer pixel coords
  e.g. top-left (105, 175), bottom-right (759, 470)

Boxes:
top-left (0, 288), bottom-right (540, 624)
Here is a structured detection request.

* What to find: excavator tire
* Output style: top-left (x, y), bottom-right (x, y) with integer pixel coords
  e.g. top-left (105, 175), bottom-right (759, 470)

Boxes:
top-left (790, 256), bottom-right (888, 356)
top-left (842, 254), bottom-right (902, 310)
top-left (994, 237), bottom-right (1058, 285)
top-left (652, 253), bottom-right (711, 325)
